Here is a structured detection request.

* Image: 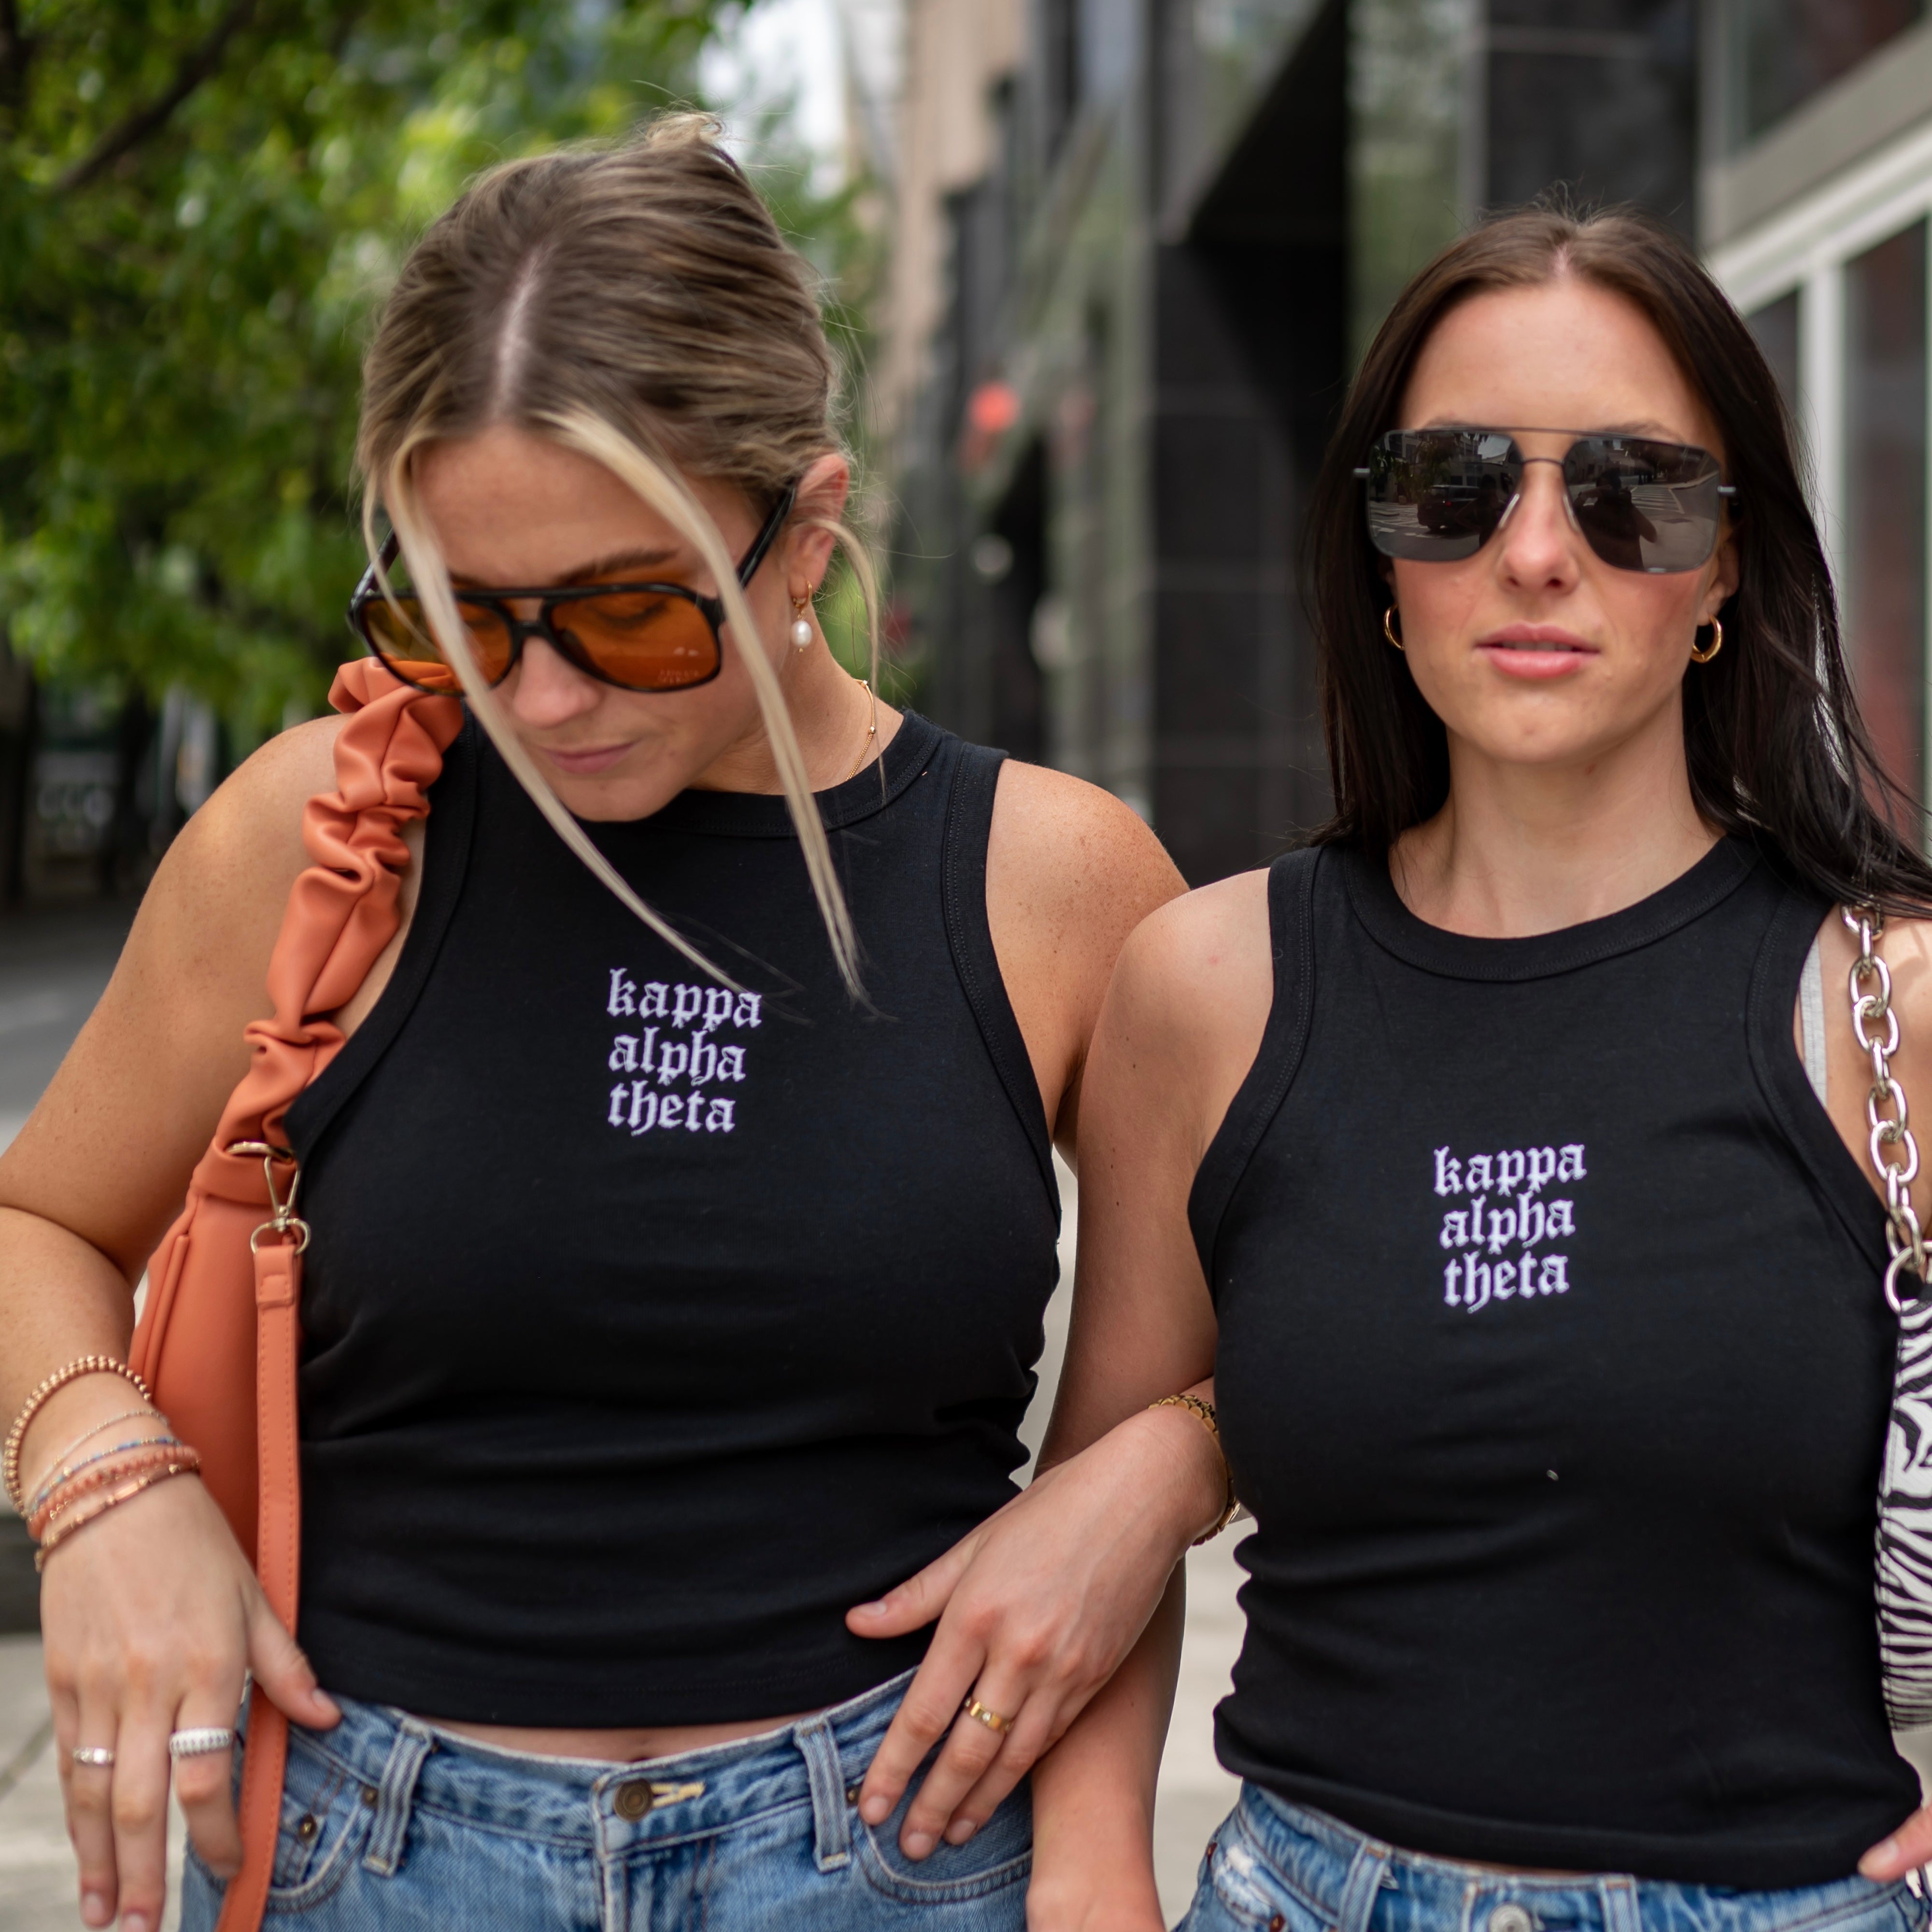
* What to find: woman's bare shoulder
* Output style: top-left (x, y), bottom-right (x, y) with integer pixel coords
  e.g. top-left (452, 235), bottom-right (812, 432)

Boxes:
top-left (171, 715), bottom-right (343, 902)
top-left (1080, 867), bottom-right (1276, 1177)
top-left (1808, 901), bottom-right (1932, 1216)
top-left (982, 760), bottom-right (1187, 1143)
top-left (987, 760), bottom-right (1186, 952)
top-left (1813, 901), bottom-right (1932, 1023)
top-left (0, 717), bottom-right (347, 1267)
top-left (1108, 868), bottom-right (1275, 1052)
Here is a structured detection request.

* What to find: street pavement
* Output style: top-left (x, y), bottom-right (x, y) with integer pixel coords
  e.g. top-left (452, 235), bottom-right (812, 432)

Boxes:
top-left (0, 903), bottom-right (132, 1157)
top-left (0, 903), bottom-right (1241, 1928)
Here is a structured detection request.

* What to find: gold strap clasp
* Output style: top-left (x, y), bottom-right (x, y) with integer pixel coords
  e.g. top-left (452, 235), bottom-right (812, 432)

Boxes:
top-left (227, 1140), bottom-right (312, 1255)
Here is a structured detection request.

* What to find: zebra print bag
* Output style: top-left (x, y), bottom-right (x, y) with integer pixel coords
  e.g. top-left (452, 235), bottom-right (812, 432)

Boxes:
top-left (1878, 1300), bottom-right (1932, 1728)
top-left (1845, 906), bottom-right (1932, 1730)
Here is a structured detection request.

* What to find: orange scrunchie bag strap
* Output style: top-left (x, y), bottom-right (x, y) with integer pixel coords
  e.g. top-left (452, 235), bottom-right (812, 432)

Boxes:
top-left (129, 660), bottom-right (462, 1932)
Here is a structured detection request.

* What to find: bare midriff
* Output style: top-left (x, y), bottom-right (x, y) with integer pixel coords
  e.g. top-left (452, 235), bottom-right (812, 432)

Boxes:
top-left (1461, 1861), bottom-right (1588, 1879)
top-left (426, 1711), bottom-right (827, 1763)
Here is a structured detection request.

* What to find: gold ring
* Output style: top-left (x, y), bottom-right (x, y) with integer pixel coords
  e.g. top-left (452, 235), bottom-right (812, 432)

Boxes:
top-left (961, 1696), bottom-right (1013, 1735)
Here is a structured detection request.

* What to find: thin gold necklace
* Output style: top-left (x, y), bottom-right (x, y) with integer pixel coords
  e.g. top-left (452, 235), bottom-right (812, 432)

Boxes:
top-left (843, 678), bottom-right (878, 782)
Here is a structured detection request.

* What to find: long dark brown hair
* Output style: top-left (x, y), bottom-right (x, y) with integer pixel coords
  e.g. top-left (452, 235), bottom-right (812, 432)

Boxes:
top-left (1305, 203), bottom-right (1932, 914)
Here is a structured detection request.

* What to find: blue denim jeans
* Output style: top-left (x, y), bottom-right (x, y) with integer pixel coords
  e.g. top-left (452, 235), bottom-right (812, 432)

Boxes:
top-left (1179, 1787), bottom-right (1928, 1932)
top-left (180, 1669), bottom-right (1029, 1931)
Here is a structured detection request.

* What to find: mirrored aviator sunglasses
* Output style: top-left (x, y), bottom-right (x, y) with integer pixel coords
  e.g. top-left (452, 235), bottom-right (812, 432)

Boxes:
top-left (346, 480), bottom-right (798, 696)
top-left (1355, 429), bottom-right (1736, 574)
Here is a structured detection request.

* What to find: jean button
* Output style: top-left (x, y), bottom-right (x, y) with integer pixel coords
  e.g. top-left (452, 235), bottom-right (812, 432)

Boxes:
top-left (1489, 1905), bottom-right (1535, 1932)
top-left (614, 1781), bottom-right (654, 1820)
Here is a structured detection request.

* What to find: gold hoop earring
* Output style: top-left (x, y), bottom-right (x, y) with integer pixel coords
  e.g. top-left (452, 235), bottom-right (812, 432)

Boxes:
top-left (1690, 615), bottom-right (1723, 665)
top-left (790, 593), bottom-right (814, 651)
top-left (1382, 604), bottom-right (1405, 652)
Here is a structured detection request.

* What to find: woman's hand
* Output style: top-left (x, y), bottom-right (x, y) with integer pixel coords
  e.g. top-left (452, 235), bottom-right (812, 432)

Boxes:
top-left (1025, 1862), bottom-right (1168, 1932)
top-left (39, 1466), bottom-right (339, 1932)
top-left (845, 1399), bottom-right (1225, 1858)
top-left (1861, 1803), bottom-right (1932, 1883)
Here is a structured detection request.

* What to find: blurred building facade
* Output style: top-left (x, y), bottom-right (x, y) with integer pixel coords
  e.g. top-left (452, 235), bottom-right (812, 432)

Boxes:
top-left (880, 0), bottom-right (1927, 884)
top-left (1706, 1), bottom-right (1932, 819)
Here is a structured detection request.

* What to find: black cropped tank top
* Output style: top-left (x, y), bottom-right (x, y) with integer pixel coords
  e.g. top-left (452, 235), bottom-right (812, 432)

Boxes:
top-left (285, 710), bottom-right (1060, 1726)
top-left (1190, 840), bottom-right (1918, 1888)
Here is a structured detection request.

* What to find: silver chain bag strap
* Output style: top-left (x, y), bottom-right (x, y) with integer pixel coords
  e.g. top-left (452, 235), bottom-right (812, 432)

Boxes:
top-left (1844, 905), bottom-right (1932, 1728)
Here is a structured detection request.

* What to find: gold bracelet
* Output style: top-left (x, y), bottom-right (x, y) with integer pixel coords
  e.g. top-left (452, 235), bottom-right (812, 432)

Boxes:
top-left (33, 1462), bottom-right (198, 1572)
top-left (1148, 1393), bottom-right (1241, 1544)
top-left (27, 1440), bottom-right (197, 1540)
top-left (4, 1357), bottom-right (153, 1513)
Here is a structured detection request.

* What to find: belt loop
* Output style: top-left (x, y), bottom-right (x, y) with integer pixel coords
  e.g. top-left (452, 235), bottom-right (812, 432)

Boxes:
top-left (1599, 1873), bottom-right (1643, 1932)
top-left (1334, 1835), bottom-right (1394, 1932)
top-left (793, 1715), bottom-right (851, 1873)
top-left (362, 1716), bottom-right (435, 1877)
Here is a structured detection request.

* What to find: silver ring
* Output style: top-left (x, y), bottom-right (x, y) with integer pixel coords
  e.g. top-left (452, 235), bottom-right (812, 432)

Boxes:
top-left (166, 1726), bottom-right (237, 1760)
top-left (70, 1746), bottom-right (115, 1769)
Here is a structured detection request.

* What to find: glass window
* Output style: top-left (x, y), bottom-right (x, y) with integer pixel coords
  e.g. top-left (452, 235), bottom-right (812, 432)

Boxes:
top-left (1745, 290), bottom-right (1800, 419)
top-left (1730, 0), bottom-right (1925, 147)
top-left (1842, 219), bottom-right (1927, 809)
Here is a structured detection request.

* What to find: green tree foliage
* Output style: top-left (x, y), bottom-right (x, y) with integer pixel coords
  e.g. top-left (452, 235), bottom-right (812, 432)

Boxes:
top-left (0, 0), bottom-right (725, 742)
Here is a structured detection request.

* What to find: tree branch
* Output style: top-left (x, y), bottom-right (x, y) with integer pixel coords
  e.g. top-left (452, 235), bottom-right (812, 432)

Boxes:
top-left (55, 0), bottom-right (258, 193)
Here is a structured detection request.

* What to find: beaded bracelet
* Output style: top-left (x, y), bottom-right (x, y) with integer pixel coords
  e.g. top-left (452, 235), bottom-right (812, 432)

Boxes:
top-left (22, 1407), bottom-right (165, 1506)
top-left (27, 1441), bottom-right (195, 1541)
top-left (25, 1430), bottom-right (180, 1521)
top-left (35, 1470), bottom-right (166, 1562)
top-left (1148, 1392), bottom-right (1241, 1544)
top-left (32, 1453), bottom-right (204, 1577)
top-left (34, 1460), bottom-right (201, 1571)
top-left (4, 1357), bottom-right (153, 1511)
top-left (37, 1457), bottom-right (198, 1544)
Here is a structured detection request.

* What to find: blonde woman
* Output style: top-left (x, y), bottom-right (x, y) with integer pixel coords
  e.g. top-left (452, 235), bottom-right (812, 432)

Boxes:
top-left (0, 121), bottom-right (1182, 1932)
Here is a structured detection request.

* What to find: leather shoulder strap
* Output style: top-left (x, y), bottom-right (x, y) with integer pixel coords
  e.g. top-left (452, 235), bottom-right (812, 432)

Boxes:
top-left (137, 662), bottom-right (460, 1932)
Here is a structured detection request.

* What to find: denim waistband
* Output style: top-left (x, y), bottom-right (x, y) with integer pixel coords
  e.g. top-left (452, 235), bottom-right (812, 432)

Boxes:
top-left (1221, 1787), bottom-right (1923, 1932)
top-left (276, 1667), bottom-right (917, 1868)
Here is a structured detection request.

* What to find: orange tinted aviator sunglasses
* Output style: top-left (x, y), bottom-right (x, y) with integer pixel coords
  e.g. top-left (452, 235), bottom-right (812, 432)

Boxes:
top-left (347, 481), bottom-right (797, 696)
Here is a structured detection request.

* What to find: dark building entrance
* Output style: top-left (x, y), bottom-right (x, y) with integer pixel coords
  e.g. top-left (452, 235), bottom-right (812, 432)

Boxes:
top-left (1150, 0), bottom-right (1349, 883)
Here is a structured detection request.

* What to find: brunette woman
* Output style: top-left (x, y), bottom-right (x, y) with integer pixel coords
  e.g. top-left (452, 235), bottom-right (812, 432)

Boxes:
top-left (0, 119), bottom-right (1184, 1932)
top-left (859, 205), bottom-right (1932, 1931)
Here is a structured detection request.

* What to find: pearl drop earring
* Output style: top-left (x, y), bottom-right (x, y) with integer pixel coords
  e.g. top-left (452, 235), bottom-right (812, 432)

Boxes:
top-left (790, 593), bottom-right (813, 651)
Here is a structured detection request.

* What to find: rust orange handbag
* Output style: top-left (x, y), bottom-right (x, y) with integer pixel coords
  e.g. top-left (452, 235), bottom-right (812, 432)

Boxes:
top-left (128, 659), bottom-right (461, 1932)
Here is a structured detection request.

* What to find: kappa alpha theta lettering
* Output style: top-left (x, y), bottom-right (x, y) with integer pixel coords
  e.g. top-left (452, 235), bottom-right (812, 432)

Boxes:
top-left (1431, 1142), bottom-right (1585, 1313)
top-left (603, 968), bottom-right (761, 1138)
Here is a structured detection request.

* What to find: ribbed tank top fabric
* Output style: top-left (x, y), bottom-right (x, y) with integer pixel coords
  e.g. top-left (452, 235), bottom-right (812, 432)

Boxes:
top-left (284, 710), bottom-right (1060, 1727)
top-left (1188, 839), bottom-right (1918, 1889)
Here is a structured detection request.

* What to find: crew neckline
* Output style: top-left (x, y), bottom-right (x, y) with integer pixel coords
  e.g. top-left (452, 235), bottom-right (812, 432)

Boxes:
top-left (1341, 834), bottom-right (1756, 982)
top-left (599, 708), bottom-right (941, 841)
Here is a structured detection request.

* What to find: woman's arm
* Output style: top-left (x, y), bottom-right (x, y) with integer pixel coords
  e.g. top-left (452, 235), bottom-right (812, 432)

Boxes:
top-left (1025, 1575), bottom-right (1186, 1932)
top-left (0, 719), bottom-right (363, 1932)
top-left (840, 762), bottom-right (1188, 1851)
top-left (1020, 873), bottom-right (1273, 1922)
top-left (853, 871), bottom-right (1276, 1870)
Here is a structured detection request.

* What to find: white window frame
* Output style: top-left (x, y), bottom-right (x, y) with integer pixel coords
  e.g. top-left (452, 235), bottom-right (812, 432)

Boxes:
top-left (1708, 119), bottom-right (1932, 798)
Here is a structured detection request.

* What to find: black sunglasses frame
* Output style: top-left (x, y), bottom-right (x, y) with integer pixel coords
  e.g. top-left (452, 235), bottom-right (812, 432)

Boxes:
top-left (347, 479), bottom-right (799, 695)
top-left (1353, 428), bottom-right (1737, 575)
